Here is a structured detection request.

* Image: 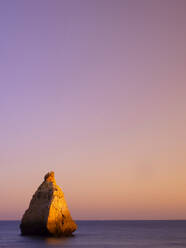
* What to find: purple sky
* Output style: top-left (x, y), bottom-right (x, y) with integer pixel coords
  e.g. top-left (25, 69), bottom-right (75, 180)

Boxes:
top-left (0, 0), bottom-right (186, 220)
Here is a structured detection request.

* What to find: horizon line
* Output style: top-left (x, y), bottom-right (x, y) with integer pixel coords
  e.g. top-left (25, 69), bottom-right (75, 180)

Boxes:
top-left (1, 219), bottom-right (186, 221)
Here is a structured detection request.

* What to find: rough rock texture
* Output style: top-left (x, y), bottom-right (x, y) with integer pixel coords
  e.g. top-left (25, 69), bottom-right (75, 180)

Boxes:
top-left (20, 171), bottom-right (77, 236)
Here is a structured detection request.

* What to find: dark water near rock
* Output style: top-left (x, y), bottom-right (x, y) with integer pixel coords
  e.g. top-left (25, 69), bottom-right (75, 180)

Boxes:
top-left (0, 220), bottom-right (186, 247)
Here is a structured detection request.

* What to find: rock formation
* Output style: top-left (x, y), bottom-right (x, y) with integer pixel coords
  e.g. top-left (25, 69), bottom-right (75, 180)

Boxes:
top-left (20, 171), bottom-right (77, 236)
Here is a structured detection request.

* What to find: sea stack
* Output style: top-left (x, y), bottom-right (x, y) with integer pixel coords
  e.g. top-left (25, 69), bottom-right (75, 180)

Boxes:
top-left (20, 171), bottom-right (77, 236)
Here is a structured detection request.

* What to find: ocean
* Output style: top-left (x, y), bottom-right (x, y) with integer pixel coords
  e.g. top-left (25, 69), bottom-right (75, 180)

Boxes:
top-left (0, 220), bottom-right (186, 248)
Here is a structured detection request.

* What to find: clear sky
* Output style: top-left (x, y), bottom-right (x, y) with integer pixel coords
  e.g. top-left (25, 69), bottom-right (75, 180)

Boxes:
top-left (0, 0), bottom-right (186, 220)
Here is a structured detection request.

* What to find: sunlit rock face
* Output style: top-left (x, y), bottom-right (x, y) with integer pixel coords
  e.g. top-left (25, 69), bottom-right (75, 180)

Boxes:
top-left (20, 171), bottom-right (77, 236)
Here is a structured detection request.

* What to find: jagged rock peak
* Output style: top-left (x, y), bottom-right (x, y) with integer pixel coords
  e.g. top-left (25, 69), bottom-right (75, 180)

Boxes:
top-left (44, 171), bottom-right (56, 183)
top-left (20, 171), bottom-right (77, 236)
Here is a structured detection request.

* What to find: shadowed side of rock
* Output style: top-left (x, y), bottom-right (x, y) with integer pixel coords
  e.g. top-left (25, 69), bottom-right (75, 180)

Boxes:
top-left (20, 171), bottom-right (77, 236)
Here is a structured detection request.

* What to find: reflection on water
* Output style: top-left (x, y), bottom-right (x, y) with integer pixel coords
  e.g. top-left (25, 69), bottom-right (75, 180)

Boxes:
top-left (45, 236), bottom-right (70, 246)
top-left (21, 234), bottom-right (73, 247)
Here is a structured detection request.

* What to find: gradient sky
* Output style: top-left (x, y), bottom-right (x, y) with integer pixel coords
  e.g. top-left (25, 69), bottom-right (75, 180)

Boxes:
top-left (0, 0), bottom-right (186, 220)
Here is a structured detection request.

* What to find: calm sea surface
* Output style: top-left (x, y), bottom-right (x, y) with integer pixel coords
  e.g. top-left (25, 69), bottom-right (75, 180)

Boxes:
top-left (0, 220), bottom-right (186, 248)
